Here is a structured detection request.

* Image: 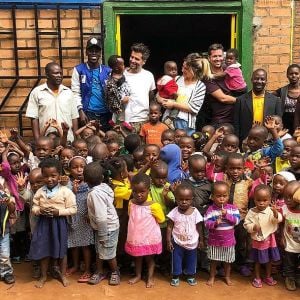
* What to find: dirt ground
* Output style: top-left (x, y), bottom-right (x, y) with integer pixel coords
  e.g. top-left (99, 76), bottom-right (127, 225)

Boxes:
top-left (1, 264), bottom-right (299, 300)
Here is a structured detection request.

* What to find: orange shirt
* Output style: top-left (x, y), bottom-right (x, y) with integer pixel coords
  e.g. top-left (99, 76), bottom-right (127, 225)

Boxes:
top-left (140, 122), bottom-right (168, 147)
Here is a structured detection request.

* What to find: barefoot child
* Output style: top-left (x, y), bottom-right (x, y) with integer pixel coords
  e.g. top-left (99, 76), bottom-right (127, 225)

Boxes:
top-left (125, 173), bottom-right (165, 288)
top-left (204, 181), bottom-right (240, 286)
top-left (244, 185), bottom-right (282, 288)
top-left (29, 158), bottom-right (77, 288)
top-left (167, 183), bottom-right (203, 286)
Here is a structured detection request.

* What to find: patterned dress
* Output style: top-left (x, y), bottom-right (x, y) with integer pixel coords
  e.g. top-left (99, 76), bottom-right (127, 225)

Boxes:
top-left (68, 182), bottom-right (94, 248)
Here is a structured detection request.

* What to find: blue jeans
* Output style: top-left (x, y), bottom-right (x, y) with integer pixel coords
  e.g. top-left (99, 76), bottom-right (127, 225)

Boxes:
top-left (171, 241), bottom-right (197, 276)
top-left (0, 233), bottom-right (13, 278)
top-left (174, 118), bottom-right (195, 136)
top-left (85, 111), bottom-right (112, 132)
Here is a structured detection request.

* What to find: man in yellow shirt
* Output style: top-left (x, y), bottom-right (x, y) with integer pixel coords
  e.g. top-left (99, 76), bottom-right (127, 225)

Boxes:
top-left (234, 69), bottom-right (282, 145)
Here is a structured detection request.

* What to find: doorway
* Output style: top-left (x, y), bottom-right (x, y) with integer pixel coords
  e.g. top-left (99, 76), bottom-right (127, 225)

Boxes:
top-left (120, 14), bottom-right (231, 78)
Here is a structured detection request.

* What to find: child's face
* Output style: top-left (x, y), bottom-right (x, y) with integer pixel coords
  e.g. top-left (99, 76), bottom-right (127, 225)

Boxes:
top-left (189, 159), bottom-right (206, 181)
top-left (226, 158), bottom-right (244, 182)
top-left (179, 138), bottom-right (195, 160)
top-left (133, 150), bottom-right (144, 169)
top-left (149, 106), bottom-right (161, 124)
top-left (281, 140), bottom-right (297, 160)
top-left (8, 155), bottom-right (21, 175)
top-left (176, 188), bottom-right (193, 212)
top-left (107, 142), bottom-right (120, 158)
top-left (289, 146), bottom-right (300, 170)
top-left (35, 140), bottom-right (53, 160)
top-left (212, 184), bottom-right (229, 207)
top-left (113, 57), bottom-right (125, 74)
top-left (151, 168), bottom-right (167, 187)
top-left (174, 130), bottom-right (187, 144)
top-left (264, 166), bottom-right (274, 185)
top-left (132, 182), bottom-right (149, 204)
top-left (225, 52), bottom-right (236, 66)
top-left (70, 157), bottom-right (86, 181)
top-left (74, 142), bottom-right (88, 158)
top-left (247, 129), bottom-right (265, 152)
top-left (165, 62), bottom-right (178, 78)
top-left (29, 170), bottom-right (44, 193)
top-left (42, 166), bottom-right (60, 189)
top-left (0, 142), bottom-right (6, 154)
top-left (214, 156), bottom-right (225, 173)
top-left (60, 149), bottom-right (74, 169)
top-left (273, 174), bottom-right (288, 196)
top-left (161, 132), bottom-right (175, 146)
top-left (104, 131), bottom-right (118, 143)
top-left (144, 146), bottom-right (159, 163)
top-left (284, 183), bottom-right (300, 209)
top-left (220, 136), bottom-right (239, 153)
top-left (81, 128), bottom-right (94, 140)
top-left (254, 189), bottom-right (271, 211)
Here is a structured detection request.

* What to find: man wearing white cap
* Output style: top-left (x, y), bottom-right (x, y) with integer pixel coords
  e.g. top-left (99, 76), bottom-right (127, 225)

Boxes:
top-left (71, 37), bottom-right (111, 131)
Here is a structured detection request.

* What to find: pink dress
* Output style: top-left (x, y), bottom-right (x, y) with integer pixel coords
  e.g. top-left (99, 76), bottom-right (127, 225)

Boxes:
top-left (125, 203), bottom-right (163, 256)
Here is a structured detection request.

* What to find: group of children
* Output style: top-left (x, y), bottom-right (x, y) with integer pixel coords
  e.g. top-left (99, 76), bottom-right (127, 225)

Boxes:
top-left (0, 102), bottom-right (299, 291)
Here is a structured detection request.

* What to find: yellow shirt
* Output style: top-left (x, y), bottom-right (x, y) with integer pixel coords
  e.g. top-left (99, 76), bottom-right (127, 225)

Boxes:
top-left (252, 92), bottom-right (265, 125)
top-left (111, 178), bottom-right (132, 209)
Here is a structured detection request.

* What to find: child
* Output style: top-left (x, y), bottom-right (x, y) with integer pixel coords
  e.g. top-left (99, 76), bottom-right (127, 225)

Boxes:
top-left (105, 55), bottom-right (131, 123)
top-left (191, 132), bottom-right (209, 155)
top-left (287, 144), bottom-right (300, 180)
top-left (223, 48), bottom-right (247, 97)
top-left (160, 143), bottom-right (187, 183)
top-left (139, 144), bottom-right (160, 175)
top-left (72, 139), bottom-right (92, 163)
top-left (157, 61), bottom-right (178, 129)
top-left (205, 151), bottom-right (227, 182)
top-left (161, 129), bottom-right (175, 147)
top-left (204, 181), bottom-right (240, 286)
top-left (91, 143), bottom-right (109, 162)
top-left (60, 147), bottom-right (75, 176)
top-left (201, 125), bottom-right (215, 140)
top-left (84, 162), bottom-right (120, 286)
top-left (179, 136), bottom-right (195, 173)
top-left (245, 117), bottom-right (283, 164)
top-left (224, 153), bottom-right (253, 276)
top-left (132, 145), bottom-right (145, 172)
top-left (0, 182), bottom-right (16, 284)
top-left (29, 158), bottom-right (77, 288)
top-left (66, 156), bottom-right (94, 283)
top-left (140, 102), bottom-right (168, 148)
top-left (282, 181), bottom-right (300, 291)
top-left (174, 129), bottom-right (187, 145)
top-left (123, 133), bottom-right (142, 155)
top-left (167, 183), bottom-right (203, 286)
top-left (107, 141), bottom-right (120, 159)
top-left (125, 173), bottom-right (165, 288)
top-left (244, 185), bottom-right (282, 288)
top-left (272, 115), bottom-right (292, 141)
top-left (274, 138), bottom-right (297, 173)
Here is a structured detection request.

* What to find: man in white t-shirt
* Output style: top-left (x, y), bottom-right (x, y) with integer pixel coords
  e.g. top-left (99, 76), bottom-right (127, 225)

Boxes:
top-left (124, 43), bottom-right (156, 133)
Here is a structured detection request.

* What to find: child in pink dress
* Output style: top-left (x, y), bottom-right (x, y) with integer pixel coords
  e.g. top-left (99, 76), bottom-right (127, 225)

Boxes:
top-left (125, 173), bottom-right (165, 288)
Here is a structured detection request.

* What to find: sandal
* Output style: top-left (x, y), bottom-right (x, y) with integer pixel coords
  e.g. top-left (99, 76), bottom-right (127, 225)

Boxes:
top-left (187, 277), bottom-right (197, 286)
top-left (263, 277), bottom-right (277, 286)
top-left (170, 278), bottom-right (180, 287)
top-left (88, 273), bottom-right (107, 285)
top-left (252, 278), bottom-right (262, 288)
top-left (109, 271), bottom-right (120, 286)
top-left (77, 272), bottom-right (91, 283)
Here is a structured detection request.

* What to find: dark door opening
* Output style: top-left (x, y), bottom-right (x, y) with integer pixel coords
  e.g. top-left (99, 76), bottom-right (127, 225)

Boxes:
top-left (120, 14), bottom-right (231, 79)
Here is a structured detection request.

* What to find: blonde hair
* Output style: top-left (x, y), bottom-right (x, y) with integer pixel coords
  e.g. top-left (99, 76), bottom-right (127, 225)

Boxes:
top-left (185, 53), bottom-right (212, 81)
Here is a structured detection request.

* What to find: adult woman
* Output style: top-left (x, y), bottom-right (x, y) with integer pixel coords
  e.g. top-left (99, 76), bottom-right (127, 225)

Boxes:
top-left (157, 53), bottom-right (211, 135)
top-left (274, 64), bottom-right (300, 134)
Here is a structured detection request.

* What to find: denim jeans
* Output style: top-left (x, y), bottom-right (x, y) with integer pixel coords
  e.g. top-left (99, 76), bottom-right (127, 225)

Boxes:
top-left (85, 111), bottom-right (112, 132)
top-left (174, 118), bottom-right (195, 136)
top-left (0, 233), bottom-right (13, 278)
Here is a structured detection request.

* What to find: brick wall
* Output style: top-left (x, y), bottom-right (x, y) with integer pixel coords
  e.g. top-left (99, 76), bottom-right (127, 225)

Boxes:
top-left (0, 7), bottom-right (100, 133)
top-left (293, 0), bottom-right (300, 63)
top-left (253, 0), bottom-right (292, 91)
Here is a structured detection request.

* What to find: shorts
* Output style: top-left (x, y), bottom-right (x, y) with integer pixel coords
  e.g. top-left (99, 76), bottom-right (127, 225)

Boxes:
top-left (95, 229), bottom-right (119, 260)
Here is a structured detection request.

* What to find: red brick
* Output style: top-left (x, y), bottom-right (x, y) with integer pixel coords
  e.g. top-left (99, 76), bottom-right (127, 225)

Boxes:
top-left (270, 8), bottom-right (291, 17)
top-left (60, 19), bottom-right (78, 29)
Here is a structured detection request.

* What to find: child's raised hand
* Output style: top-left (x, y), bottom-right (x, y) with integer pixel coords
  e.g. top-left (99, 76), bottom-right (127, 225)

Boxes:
top-left (252, 121), bottom-right (261, 127)
top-left (278, 128), bottom-right (289, 138)
top-left (162, 185), bottom-right (170, 197)
top-left (50, 119), bottom-right (59, 128)
top-left (61, 122), bottom-right (69, 132)
top-left (170, 181), bottom-right (181, 193)
top-left (264, 116), bottom-right (276, 130)
top-left (44, 119), bottom-right (52, 128)
top-left (60, 175), bottom-right (69, 186)
top-left (214, 127), bottom-right (225, 138)
top-left (72, 179), bottom-right (80, 194)
top-left (16, 172), bottom-right (27, 189)
top-left (167, 241), bottom-right (174, 252)
top-left (10, 128), bottom-right (19, 137)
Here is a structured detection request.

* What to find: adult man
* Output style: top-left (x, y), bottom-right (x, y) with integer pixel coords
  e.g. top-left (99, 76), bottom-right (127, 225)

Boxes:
top-left (234, 69), bottom-right (282, 143)
top-left (26, 62), bottom-right (78, 141)
top-left (71, 37), bottom-right (111, 131)
top-left (124, 43), bottom-right (156, 133)
top-left (200, 43), bottom-right (236, 127)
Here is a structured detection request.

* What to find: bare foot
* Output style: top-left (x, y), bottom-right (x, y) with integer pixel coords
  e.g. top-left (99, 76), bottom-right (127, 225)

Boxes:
top-left (35, 277), bottom-right (47, 288)
top-left (224, 277), bottom-right (233, 286)
top-left (128, 276), bottom-right (141, 285)
top-left (61, 275), bottom-right (70, 287)
top-left (146, 277), bottom-right (154, 288)
top-left (66, 267), bottom-right (78, 277)
top-left (206, 277), bottom-right (215, 287)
